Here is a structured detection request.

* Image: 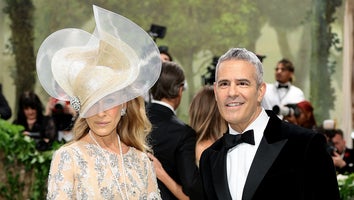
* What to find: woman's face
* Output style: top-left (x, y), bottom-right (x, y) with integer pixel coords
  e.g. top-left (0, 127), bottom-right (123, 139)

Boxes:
top-left (86, 104), bottom-right (124, 137)
top-left (24, 107), bottom-right (37, 120)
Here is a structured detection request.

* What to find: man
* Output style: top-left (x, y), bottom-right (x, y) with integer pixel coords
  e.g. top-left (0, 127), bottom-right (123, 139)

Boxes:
top-left (261, 58), bottom-right (305, 115)
top-left (147, 61), bottom-right (201, 199)
top-left (199, 48), bottom-right (339, 200)
top-left (331, 129), bottom-right (354, 174)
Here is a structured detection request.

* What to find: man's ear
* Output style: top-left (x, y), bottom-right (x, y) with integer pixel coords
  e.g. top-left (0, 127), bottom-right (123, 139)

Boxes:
top-left (178, 86), bottom-right (183, 97)
top-left (258, 82), bottom-right (266, 103)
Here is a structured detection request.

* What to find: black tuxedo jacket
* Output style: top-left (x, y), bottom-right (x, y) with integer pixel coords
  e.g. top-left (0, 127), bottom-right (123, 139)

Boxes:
top-left (337, 148), bottom-right (354, 174)
top-left (146, 103), bottom-right (202, 199)
top-left (199, 110), bottom-right (340, 200)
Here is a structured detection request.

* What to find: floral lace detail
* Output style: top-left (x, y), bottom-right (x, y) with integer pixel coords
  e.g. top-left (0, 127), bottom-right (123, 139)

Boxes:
top-left (47, 141), bottom-right (161, 200)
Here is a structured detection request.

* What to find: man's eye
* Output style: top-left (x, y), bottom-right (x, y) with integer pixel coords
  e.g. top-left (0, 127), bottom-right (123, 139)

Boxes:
top-left (238, 81), bottom-right (250, 86)
top-left (218, 83), bottom-right (228, 88)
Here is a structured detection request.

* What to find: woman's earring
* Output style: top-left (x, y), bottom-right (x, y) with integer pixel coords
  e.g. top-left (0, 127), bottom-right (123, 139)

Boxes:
top-left (121, 108), bottom-right (126, 116)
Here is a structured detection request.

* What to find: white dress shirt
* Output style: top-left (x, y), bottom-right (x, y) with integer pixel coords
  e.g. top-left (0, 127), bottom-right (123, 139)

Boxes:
top-left (151, 99), bottom-right (176, 114)
top-left (227, 108), bottom-right (269, 200)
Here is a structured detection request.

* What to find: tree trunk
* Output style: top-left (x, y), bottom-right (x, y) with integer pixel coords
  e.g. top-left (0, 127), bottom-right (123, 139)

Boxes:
top-left (5, 0), bottom-right (36, 113)
top-left (310, 0), bottom-right (341, 123)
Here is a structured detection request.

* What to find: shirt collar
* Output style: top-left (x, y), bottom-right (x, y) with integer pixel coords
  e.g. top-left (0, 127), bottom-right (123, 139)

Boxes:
top-left (228, 108), bottom-right (269, 144)
top-left (151, 99), bottom-right (176, 114)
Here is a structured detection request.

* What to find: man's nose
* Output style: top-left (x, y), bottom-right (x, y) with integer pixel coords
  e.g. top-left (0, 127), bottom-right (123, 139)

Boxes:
top-left (228, 83), bottom-right (239, 97)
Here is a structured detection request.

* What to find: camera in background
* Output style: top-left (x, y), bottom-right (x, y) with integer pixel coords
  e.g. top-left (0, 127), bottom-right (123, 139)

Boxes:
top-left (272, 104), bottom-right (301, 118)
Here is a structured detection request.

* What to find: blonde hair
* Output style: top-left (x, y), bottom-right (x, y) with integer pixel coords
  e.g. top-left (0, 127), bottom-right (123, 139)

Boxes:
top-left (71, 96), bottom-right (151, 152)
top-left (189, 86), bottom-right (227, 144)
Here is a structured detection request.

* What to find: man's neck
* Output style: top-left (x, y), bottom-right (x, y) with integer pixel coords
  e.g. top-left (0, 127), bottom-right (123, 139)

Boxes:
top-left (277, 81), bottom-right (291, 85)
top-left (161, 97), bottom-right (179, 110)
top-left (152, 99), bottom-right (176, 112)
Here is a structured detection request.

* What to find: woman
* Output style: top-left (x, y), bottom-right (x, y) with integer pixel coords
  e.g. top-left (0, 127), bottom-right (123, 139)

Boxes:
top-left (189, 86), bottom-right (228, 166)
top-left (282, 100), bottom-right (317, 130)
top-left (37, 5), bottom-right (162, 199)
top-left (13, 91), bottom-right (57, 151)
top-left (296, 100), bottom-right (317, 130)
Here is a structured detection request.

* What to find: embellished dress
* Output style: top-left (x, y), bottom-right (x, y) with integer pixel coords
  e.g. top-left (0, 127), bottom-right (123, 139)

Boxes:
top-left (47, 141), bottom-right (161, 200)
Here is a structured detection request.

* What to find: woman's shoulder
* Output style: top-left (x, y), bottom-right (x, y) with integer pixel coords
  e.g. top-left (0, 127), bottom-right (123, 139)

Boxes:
top-left (128, 147), bottom-right (146, 156)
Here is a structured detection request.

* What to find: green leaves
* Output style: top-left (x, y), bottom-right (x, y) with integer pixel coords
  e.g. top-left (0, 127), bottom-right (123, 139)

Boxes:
top-left (338, 174), bottom-right (354, 200)
top-left (0, 119), bottom-right (62, 199)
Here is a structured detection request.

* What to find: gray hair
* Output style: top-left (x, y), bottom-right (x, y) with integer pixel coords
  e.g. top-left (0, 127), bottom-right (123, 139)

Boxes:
top-left (215, 48), bottom-right (264, 87)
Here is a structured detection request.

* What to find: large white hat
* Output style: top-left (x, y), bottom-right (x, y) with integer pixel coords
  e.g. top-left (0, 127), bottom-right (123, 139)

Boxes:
top-left (36, 5), bottom-right (161, 118)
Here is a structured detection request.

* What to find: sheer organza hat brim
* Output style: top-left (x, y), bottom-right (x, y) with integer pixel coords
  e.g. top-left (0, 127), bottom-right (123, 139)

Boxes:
top-left (36, 5), bottom-right (161, 118)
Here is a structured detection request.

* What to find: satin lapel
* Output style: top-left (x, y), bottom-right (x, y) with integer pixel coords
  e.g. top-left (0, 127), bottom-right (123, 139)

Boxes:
top-left (209, 142), bottom-right (233, 199)
top-left (242, 110), bottom-right (287, 200)
top-left (242, 137), bottom-right (287, 200)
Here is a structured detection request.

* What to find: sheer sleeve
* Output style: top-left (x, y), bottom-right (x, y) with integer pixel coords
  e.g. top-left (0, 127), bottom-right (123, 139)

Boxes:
top-left (47, 147), bottom-right (75, 200)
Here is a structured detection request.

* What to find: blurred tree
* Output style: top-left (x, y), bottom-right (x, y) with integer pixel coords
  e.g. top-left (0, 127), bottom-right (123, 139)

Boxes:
top-left (258, 0), bottom-right (311, 61)
top-left (4, 0), bottom-right (35, 113)
top-left (34, 0), bottom-right (96, 49)
top-left (255, 0), bottom-right (312, 89)
top-left (144, 1), bottom-right (262, 102)
top-left (310, 0), bottom-right (342, 123)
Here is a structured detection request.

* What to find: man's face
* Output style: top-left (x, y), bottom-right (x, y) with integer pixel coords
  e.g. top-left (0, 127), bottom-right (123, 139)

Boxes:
top-left (332, 134), bottom-right (346, 154)
top-left (214, 59), bottom-right (265, 132)
top-left (275, 63), bottom-right (292, 84)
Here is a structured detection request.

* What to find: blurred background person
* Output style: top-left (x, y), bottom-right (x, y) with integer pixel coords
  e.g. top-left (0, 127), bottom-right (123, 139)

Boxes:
top-left (144, 45), bottom-right (173, 103)
top-left (0, 84), bottom-right (12, 120)
top-left (296, 100), bottom-right (317, 130)
top-left (262, 58), bottom-right (305, 118)
top-left (330, 129), bottom-right (354, 174)
top-left (45, 97), bottom-right (77, 142)
top-left (13, 91), bottom-right (57, 151)
top-left (189, 85), bottom-right (227, 166)
top-left (147, 61), bottom-right (202, 199)
top-left (159, 45), bottom-right (173, 62)
top-left (282, 100), bottom-right (317, 131)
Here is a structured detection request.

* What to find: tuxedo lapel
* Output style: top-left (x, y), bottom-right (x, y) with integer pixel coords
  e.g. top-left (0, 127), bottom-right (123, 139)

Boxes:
top-left (209, 137), bottom-right (233, 200)
top-left (242, 136), bottom-right (287, 200)
top-left (242, 110), bottom-right (288, 200)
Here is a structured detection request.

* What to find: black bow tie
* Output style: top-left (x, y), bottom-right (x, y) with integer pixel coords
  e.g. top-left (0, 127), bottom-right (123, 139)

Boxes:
top-left (277, 84), bottom-right (289, 89)
top-left (224, 130), bottom-right (255, 149)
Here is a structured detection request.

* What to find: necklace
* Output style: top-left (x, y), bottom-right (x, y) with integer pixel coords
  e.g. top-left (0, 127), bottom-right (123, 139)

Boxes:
top-left (89, 131), bottom-right (129, 200)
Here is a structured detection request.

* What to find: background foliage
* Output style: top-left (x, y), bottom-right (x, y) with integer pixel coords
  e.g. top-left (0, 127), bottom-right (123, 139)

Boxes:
top-left (338, 173), bottom-right (354, 200)
top-left (0, 119), bottom-right (59, 200)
